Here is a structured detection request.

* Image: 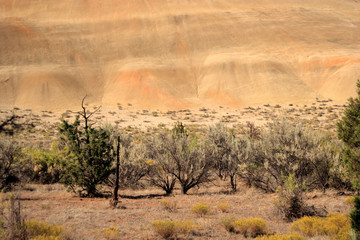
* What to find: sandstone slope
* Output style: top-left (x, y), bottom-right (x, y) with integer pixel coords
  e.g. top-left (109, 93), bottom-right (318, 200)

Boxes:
top-left (1, 0), bottom-right (360, 110)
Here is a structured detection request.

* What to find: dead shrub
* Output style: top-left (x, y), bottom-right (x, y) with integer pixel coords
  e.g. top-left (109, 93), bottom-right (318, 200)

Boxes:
top-left (0, 194), bottom-right (27, 240)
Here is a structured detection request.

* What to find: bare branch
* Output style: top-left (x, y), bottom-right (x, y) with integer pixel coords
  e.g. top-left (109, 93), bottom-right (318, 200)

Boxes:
top-left (87, 106), bottom-right (102, 119)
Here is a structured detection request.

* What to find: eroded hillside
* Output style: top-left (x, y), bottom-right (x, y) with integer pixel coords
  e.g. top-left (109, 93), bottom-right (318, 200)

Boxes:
top-left (1, 0), bottom-right (360, 110)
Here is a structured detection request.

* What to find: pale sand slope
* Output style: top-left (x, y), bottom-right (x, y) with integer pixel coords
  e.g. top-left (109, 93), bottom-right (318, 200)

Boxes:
top-left (0, 0), bottom-right (360, 111)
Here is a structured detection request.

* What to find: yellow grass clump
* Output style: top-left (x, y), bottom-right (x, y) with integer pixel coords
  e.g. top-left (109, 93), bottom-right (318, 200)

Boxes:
top-left (255, 233), bottom-right (305, 240)
top-left (290, 213), bottom-right (351, 239)
top-left (191, 203), bottom-right (212, 217)
top-left (216, 201), bottom-right (229, 213)
top-left (160, 199), bottom-right (177, 212)
top-left (151, 219), bottom-right (197, 239)
top-left (30, 236), bottom-right (63, 240)
top-left (103, 226), bottom-right (120, 240)
top-left (221, 216), bottom-right (238, 232)
top-left (151, 219), bottom-right (176, 239)
top-left (26, 220), bottom-right (64, 238)
top-left (345, 196), bottom-right (355, 206)
top-left (221, 216), bottom-right (269, 237)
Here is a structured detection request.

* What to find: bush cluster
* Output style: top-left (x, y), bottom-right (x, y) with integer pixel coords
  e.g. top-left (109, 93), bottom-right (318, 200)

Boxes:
top-left (24, 142), bottom-right (68, 184)
top-left (0, 100), bottom-right (352, 202)
top-left (0, 118), bottom-right (348, 197)
top-left (141, 118), bottom-right (345, 196)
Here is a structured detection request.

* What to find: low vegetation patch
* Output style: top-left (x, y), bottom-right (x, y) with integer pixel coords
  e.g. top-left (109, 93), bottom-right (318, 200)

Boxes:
top-left (255, 233), bottom-right (305, 240)
top-left (221, 216), bottom-right (268, 237)
top-left (191, 203), bottom-right (212, 217)
top-left (160, 199), bottom-right (177, 212)
top-left (103, 226), bottom-right (120, 240)
top-left (0, 194), bottom-right (67, 240)
top-left (290, 213), bottom-right (351, 239)
top-left (151, 219), bottom-right (197, 239)
top-left (216, 201), bottom-right (229, 213)
top-left (274, 174), bottom-right (321, 221)
top-left (26, 220), bottom-right (64, 239)
top-left (345, 196), bottom-right (355, 206)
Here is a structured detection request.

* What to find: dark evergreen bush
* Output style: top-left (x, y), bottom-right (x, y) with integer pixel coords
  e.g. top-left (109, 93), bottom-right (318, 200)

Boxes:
top-left (350, 196), bottom-right (360, 238)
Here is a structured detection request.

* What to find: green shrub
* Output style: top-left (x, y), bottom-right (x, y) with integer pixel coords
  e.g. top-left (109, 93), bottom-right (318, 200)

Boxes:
top-left (350, 196), bottom-right (360, 239)
top-left (337, 80), bottom-right (360, 191)
top-left (25, 142), bottom-right (68, 184)
top-left (191, 203), bottom-right (211, 217)
top-left (274, 174), bottom-right (318, 221)
top-left (59, 114), bottom-right (114, 197)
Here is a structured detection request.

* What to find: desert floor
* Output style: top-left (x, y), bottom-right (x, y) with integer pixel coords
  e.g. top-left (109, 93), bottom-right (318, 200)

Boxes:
top-left (7, 182), bottom-right (352, 240)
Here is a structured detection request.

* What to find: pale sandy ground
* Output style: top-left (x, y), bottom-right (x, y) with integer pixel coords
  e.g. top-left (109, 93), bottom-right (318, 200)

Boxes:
top-left (0, 0), bottom-right (360, 111)
top-left (0, 97), bottom-right (344, 135)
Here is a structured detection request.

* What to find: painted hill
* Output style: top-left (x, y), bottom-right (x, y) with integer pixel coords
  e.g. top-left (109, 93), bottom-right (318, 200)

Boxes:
top-left (1, 0), bottom-right (360, 110)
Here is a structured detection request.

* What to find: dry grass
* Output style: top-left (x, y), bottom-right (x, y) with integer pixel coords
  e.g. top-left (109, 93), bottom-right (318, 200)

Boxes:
top-left (0, 182), bottom-right (351, 240)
